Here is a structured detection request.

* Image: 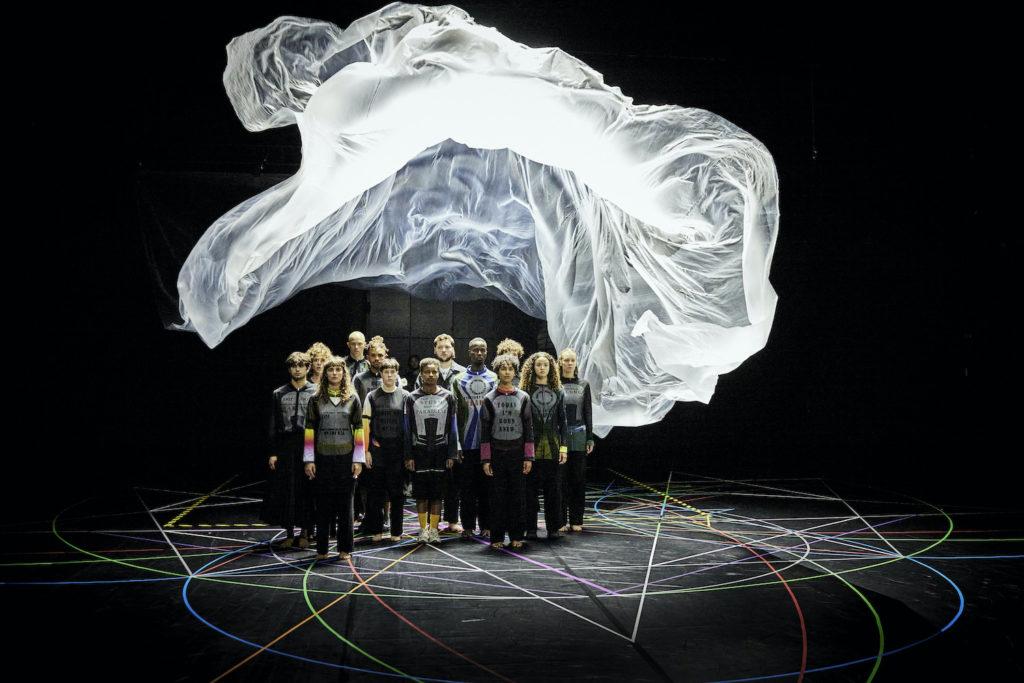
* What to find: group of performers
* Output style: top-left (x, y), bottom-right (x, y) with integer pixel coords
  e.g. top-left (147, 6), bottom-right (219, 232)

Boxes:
top-left (263, 331), bottom-right (595, 560)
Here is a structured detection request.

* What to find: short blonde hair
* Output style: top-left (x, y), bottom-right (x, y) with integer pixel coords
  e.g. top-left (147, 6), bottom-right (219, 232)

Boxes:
top-left (433, 333), bottom-right (455, 348)
top-left (496, 338), bottom-right (524, 359)
top-left (306, 342), bottom-right (332, 362)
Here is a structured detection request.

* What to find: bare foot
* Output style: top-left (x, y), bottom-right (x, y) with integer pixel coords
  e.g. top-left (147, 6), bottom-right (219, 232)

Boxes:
top-left (490, 541), bottom-right (505, 550)
top-left (447, 523), bottom-right (464, 533)
top-left (279, 538), bottom-right (294, 549)
top-left (315, 553), bottom-right (330, 560)
top-left (558, 524), bottom-right (570, 532)
top-left (390, 535), bottom-right (402, 542)
top-left (338, 552), bottom-right (351, 561)
top-left (571, 525), bottom-right (583, 532)
top-left (510, 540), bottom-right (524, 549)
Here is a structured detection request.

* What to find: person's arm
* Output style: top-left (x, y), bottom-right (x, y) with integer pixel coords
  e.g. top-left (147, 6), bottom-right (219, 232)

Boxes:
top-left (520, 397), bottom-right (534, 474)
top-left (446, 393), bottom-right (458, 467)
top-left (403, 394), bottom-right (415, 471)
top-left (304, 397), bottom-right (318, 479)
top-left (350, 396), bottom-right (365, 470)
top-left (452, 378), bottom-right (467, 454)
top-left (268, 392), bottom-right (278, 470)
top-left (557, 391), bottom-right (568, 464)
top-left (362, 394), bottom-right (373, 468)
top-left (480, 397), bottom-right (494, 476)
top-left (583, 381), bottom-right (595, 453)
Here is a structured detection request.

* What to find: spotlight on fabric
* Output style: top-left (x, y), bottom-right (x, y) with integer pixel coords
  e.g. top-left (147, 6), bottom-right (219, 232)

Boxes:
top-left (175, 3), bottom-right (780, 435)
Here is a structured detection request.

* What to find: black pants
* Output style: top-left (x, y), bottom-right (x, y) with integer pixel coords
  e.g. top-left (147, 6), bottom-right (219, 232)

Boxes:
top-left (261, 436), bottom-right (313, 537)
top-left (459, 449), bottom-right (489, 533)
top-left (314, 456), bottom-right (356, 555)
top-left (525, 458), bottom-right (563, 534)
top-left (364, 441), bottom-right (406, 536)
top-left (489, 449), bottom-right (526, 544)
top-left (562, 450), bottom-right (586, 527)
top-left (443, 459), bottom-right (462, 524)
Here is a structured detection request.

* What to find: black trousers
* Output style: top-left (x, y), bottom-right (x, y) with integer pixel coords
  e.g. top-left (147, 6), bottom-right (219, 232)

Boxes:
top-left (459, 449), bottom-right (489, 533)
top-left (261, 435), bottom-right (313, 537)
top-left (525, 458), bottom-right (563, 533)
top-left (314, 456), bottom-right (356, 555)
top-left (562, 450), bottom-right (586, 527)
top-left (489, 449), bottom-right (526, 544)
top-left (443, 459), bottom-right (462, 523)
top-left (364, 441), bottom-right (407, 536)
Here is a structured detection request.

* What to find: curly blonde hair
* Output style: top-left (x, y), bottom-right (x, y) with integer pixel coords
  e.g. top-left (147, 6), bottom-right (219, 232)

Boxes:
top-left (496, 338), bottom-right (524, 359)
top-left (519, 351), bottom-right (561, 393)
top-left (367, 335), bottom-right (388, 356)
top-left (306, 342), bottom-right (332, 363)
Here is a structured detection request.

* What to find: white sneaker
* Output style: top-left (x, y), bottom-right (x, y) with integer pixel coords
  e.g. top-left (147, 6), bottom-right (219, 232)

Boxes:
top-left (418, 528), bottom-right (431, 544)
top-left (428, 528), bottom-right (441, 543)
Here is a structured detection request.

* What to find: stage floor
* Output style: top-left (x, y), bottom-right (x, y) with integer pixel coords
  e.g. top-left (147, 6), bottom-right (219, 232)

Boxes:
top-left (3, 472), bottom-right (1021, 681)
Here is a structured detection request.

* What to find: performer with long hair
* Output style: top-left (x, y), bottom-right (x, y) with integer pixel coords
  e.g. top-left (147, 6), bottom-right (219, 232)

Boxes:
top-left (557, 348), bottom-right (594, 532)
top-left (520, 351), bottom-right (568, 540)
top-left (304, 356), bottom-right (365, 560)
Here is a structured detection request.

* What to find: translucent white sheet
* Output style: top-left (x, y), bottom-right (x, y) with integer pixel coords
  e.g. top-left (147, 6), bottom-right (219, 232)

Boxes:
top-left (176, 2), bottom-right (780, 435)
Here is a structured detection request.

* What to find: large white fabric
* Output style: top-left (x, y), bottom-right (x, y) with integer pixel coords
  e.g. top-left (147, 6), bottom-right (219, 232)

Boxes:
top-left (176, 2), bottom-right (780, 435)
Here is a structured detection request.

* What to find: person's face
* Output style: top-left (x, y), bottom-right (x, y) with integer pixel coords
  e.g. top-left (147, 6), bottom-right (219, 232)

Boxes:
top-left (408, 356), bottom-right (420, 371)
top-left (468, 342), bottom-right (487, 366)
top-left (288, 360), bottom-right (309, 381)
top-left (311, 357), bottom-right (326, 373)
top-left (534, 356), bottom-right (550, 380)
top-left (559, 354), bottom-right (576, 378)
top-left (381, 367), bottom-right (398, 389)
top-left (434, 340), bottom-right (454, 362)
top-left (497, 364), bottom-right (516, 384)
top-left (420, 364), bottom-right (439, 389)
top-left (326, 365), bottom-right (345, 387)
top-left (348, 337), bottom-right (365, 357)
top-left (368, 348), bottom-right (386, 370)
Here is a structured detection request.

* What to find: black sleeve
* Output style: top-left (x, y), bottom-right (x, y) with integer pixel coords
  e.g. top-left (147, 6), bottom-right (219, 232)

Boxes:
top-left (447, 393), bottom-right (458, 460)
top-left (268, 392), bottom-right (278, 457)
top-left (557, 390), bottom-right (568, 447)
top-left (403, 394), bottom-right (415, 461)
top-left (583, 381), bottom-right (594, 442)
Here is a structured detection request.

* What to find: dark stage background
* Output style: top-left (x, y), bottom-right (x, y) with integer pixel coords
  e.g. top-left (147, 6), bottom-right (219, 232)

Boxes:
top-left (13, 2), bottom-right (1009, 518)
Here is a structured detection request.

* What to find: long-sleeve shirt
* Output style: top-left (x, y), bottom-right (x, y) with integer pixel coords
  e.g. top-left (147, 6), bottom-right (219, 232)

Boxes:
top-left (303, 394), bottom-right (365, 463)
top-left (363, 386), bottom-right (411, 459)
top-left (269, 381), bottom-right (318, 455)
top-left (414, 361), bottom-right (466, 392)
top-left (451, 366), bottom-right (498, 451)
top-left (353, 369), bottom-right (383, 404)
top-left (403, 388), bottom-right (459, 461)
top-left (528, 384), bottom-right (568, 459)
top-left (561, 376), bottom-right (594, 451)
top-left (479, 386), bottom-right (535, 461)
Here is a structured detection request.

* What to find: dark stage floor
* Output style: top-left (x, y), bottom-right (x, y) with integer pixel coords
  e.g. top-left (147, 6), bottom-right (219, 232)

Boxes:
top-left (3, 472), bottom-right (1021, 681)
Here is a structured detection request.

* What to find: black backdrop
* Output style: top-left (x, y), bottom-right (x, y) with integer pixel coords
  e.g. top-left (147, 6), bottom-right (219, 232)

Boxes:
top-left (12, 2), bottom-right (1010, 520)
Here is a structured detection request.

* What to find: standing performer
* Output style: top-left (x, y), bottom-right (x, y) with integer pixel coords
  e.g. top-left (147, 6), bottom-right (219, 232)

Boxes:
top-left (304, 357), bottom-right (365, 561)
top-left (306, 342), bottom-right (332, 386)
top-left (362, 358), bottom-right (411, 542)
top-left (262, 352), bottom-right (317, 549)
top-left (481, 353), bottom-right (534, 550)
top-left (353, 336), bottom-right (387, 402)
top-left (495, 339), bottom-right (525, 388)
top-left (404, 358), bottom-right (459, 543)
top-left (352, 335), bottom-right (387, 534)
top-left (416, 334), bottom-right (466, 532)
top-left (520, 352), bottom-right (568, 540)
top-left (344, 331), bottom-right (370, 379)
top-left (558, 348), bottom-right (594, 532)
top-left (451, 338), bottom-right (497, 539)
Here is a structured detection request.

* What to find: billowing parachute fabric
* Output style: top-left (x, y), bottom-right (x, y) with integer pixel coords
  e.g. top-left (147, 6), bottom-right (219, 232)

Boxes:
top-left (176, 2), bottom-right (780, 436)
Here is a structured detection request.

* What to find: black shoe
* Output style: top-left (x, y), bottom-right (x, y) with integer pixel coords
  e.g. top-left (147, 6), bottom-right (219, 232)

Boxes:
top-left (525, 530), bottom-right (539, 541)
top-left (547, 531), bottom-right (563, 540)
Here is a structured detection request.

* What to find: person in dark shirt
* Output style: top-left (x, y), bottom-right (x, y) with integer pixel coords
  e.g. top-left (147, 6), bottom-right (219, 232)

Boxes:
top-left (353, 336), bottom-right (388, 403)
top-left (344, 330), bottom-right (370, 379)
top-left (404, 357), bottom-right (459, 544)
top-left (262, 351), bottom-right (317, 549)
top-left (451, 338), bottom-right (497, 539)
top-left (557, 347), bottom-right (594, 532)
top-left (304, 356), bottom-right (365, 561)
top-left (362, 358), bottom-right (411, 542)
top-left (480, 353), bottom-right (534, 550)
top-left (520, 351), bottom-right (568, 540)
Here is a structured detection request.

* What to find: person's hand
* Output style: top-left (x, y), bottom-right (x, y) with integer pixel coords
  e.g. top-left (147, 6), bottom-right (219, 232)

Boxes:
top-left (268, 455), bottom-right (277, 471)
top-left (523, 460), bottom-right (533, 475)
top-left (457, 449), bottom-right (463, 463)
top-left (483, 462), bottom-right (493, 477)
top-left (558, 451), bottom-right (567, 465)
top-left (305, 462), bottom-right (316, 480)
top-left (586, 440), bottom-right (595, 455)
top-left (405, 459), bottom-right (415, 472)
top-left (372, 439), bottom-right (381, 448)
top-left (446, 458), bottom-right (454, 470)
top-left (352, 462), bottom-right (363, 478)
top-left (365, 453), bottom-right (374, 469)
